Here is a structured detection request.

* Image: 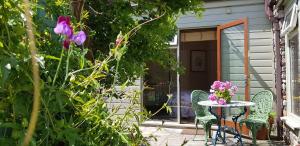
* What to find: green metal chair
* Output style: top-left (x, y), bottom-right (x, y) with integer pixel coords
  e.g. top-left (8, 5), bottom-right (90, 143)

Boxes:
top-left (239, 90), bottom-right (273, 145)
top-left (191, 90), bottom-right (217, 145)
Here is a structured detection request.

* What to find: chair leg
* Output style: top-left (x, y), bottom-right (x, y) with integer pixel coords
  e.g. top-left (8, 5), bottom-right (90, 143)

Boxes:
top-left (208, 125), bottom-right (212, 138)
top-left (251, 125), bottom-right (258, 145)
top-left (266, 123), bottom-right (271, 141)
top-left (204, 123), bottom-right (209, 145)
top-left (194, 119), bottom-right (199, 140)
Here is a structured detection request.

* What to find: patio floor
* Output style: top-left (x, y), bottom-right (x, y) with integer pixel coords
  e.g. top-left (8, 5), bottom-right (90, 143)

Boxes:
top-left (141, 126), bottom-right (287, 146)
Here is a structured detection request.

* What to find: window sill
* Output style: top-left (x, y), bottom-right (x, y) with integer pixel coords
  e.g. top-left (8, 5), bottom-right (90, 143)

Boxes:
top-left (281, 115), bottom-right (300, 130)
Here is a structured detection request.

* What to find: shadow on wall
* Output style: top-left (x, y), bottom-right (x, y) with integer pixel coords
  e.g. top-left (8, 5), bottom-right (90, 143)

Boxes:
top-left (223, 31), bottom-right (273, 95)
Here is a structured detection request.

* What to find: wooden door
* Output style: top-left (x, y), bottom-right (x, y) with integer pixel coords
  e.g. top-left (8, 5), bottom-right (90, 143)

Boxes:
top-left (217, 18), bottom-right (249, 135)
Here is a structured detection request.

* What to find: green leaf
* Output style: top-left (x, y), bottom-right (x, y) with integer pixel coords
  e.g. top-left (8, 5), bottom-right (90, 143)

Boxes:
top-left (118, 132), bottom-right (130, 144)
top-left (43, 54), bottom-right (60, 61)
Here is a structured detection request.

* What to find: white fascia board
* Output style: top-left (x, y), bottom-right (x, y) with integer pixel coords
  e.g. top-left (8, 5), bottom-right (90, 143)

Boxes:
top-left (204, 0), bottom-right (264, 9)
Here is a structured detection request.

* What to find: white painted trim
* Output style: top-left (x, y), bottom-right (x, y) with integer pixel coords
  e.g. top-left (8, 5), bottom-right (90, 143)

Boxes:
top-left (169, 35), bottom-right (178, 46)
top-left (204, 0), bottom-right (264, 9)
top-left (140, 77), bottom-right (144, 114)
top-left (142, 120), bottom-right (219, 129)
top-left (285, 34), bottom-right (292, 113)
top-left (281, 114), bottom-right (300, 130)
top-left (178, 26), bottom-right (218, 31)
top-left (177, 30), bottom-right (181, 124)
top-left (281, 2), bottom-right (298, 36)
top-left (285, 10), bottom-right (300, 118)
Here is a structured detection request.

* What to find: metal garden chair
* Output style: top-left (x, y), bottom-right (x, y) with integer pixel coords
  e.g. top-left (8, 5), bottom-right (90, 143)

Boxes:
top-left (239, 90), bottom-right (273, 145)
top-left (191, 90), bottom-right (217, 145)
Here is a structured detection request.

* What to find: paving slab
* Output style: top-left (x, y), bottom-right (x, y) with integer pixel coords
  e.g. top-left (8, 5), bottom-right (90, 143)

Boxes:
top-left (141, 126), bottom-right (287, 146)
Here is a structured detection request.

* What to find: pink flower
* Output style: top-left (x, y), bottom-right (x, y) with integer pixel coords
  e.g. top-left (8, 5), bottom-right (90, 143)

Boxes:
top-left (115, 33), bottom-right (123, 46)
top-left (211, 81), bottom-right (222, 90)
top-left (54, 16), bottom-right (73, 38)
top-left (224, 81), bottom-right (232, 89)
top-left (218, 98), bottom-right (227, 105)
top-left (71, 31), bottom-right (86, 45)
top-left (229, 91), bottom-right (235, 96)
top-left (219, 86), bottom-right (225, 92)
top-left (208, 94), bottom-right (217, 101)
top-left (231, 85), bottom-right (238, 93)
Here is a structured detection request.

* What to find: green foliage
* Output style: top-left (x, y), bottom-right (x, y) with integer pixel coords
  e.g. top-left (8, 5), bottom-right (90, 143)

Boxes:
top-left (0, 0), bottom-right (204, 145)
top-left (85, 0), bottom-right (204, 82)
top-left (268, 111), bottom-right (276, 119)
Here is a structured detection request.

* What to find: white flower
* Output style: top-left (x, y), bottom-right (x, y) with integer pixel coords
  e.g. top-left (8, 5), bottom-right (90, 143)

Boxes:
top-left (210, 89), bottom-right (215, 93)
top-left (35, 55), bottom-right (45, 68)
top-left (5, 63), bottom-right (11, 70)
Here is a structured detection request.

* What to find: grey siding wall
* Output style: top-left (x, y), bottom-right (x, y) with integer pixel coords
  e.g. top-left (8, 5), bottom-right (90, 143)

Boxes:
top-left (177, 0), bottom-right (274, 97)
top-left (106, 79), bottom-right (141, 117)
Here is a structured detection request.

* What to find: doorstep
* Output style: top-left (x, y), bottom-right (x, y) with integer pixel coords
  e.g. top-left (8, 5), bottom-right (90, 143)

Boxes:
top-left (141, 120), bottom-right (218, 130)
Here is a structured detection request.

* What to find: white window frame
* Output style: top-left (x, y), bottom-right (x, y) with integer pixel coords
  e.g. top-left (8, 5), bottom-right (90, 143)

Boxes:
top-left (169, 35), bottom-right (178, 46)
top-left (285, 3), bottom-right (300, 124)
top-left (281, 2), bottom-right (298, 36)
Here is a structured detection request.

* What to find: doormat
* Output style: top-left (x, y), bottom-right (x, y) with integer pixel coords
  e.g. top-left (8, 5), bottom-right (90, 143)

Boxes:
top-left (181, 129), bottom-right (204, 135)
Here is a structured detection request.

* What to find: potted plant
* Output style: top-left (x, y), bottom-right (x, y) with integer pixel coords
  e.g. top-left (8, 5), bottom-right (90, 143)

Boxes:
top-left (256, 112), bottom-right (276, 140)
top-left (208, 81), bottom-right (238, 105)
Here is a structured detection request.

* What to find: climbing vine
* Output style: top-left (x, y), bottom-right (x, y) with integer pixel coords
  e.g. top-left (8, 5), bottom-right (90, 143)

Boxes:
top-left (0, 0), bottom-right (203, 145)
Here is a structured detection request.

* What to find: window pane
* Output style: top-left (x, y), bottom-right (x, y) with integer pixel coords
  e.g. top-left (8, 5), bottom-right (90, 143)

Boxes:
top-left (284, 11), bottom-right (292, 29)
top-left (290, 34), bottom-right (300, 116)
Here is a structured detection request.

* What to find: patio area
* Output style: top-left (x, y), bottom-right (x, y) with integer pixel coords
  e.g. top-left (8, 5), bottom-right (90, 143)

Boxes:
top-left (141, 126), bottom-right (287, 146)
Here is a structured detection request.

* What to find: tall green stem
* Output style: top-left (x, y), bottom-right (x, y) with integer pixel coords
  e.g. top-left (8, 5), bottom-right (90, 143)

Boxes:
top-left (52, 48), bottom-right (64, 86)
top-left (112, 60), bottom-right (120, 87)
top-left (62, 48), bottom-right (72, 87)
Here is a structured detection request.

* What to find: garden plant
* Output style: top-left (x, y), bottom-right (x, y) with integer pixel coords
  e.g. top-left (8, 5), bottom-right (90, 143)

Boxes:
top-left (0, 0), bottom-right (203, 145)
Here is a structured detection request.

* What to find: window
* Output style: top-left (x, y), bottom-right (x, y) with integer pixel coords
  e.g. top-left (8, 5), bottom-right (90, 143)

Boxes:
top-left (281, 3), bottom-right (298, 36)
top-left (289, 33), bottom-right (300, 116)
top-left (169, 35), bottom-right (178, 46)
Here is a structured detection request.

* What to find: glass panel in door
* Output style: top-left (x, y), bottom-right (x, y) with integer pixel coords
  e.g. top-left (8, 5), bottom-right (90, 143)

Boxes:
top-left (221, 24), bottom-right (246, 118)
top-left (217, 19), bottom-right (249, 135)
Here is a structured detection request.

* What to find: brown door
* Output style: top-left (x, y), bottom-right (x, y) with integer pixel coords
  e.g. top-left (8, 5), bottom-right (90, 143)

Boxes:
top-left (217, 18), bottom-right (250, 135)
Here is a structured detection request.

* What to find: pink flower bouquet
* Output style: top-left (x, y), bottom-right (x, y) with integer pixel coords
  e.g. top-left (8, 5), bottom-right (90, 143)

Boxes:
top-left (208, 81), bottom-right (238, 105)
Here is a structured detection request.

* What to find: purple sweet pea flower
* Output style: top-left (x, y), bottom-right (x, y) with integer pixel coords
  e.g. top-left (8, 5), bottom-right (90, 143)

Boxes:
top-left (211, 81), bottom-right (222, 90)
top-left (54, 16), bottom-right (73, 38)
top-left (71, 31), bottom-right (86, 45)
top-left (218, 98), bottom-right (227, 105)
top-left (208, 94), bottom-right (217, 101)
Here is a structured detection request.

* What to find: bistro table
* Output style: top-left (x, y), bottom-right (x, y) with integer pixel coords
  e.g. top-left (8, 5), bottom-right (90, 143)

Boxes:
top-left (198, 100), bottom-right (255, 146)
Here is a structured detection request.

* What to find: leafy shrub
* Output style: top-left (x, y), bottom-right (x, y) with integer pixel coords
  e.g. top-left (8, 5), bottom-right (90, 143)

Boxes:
top-left (0, 0), bottom-right (203, 145)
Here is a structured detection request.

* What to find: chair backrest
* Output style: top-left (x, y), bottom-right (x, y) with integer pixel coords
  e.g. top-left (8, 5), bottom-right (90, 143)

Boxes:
top-left (250, 90), bottom-right (273, 119)
top-left (191, 90), bottom-right (209, 117)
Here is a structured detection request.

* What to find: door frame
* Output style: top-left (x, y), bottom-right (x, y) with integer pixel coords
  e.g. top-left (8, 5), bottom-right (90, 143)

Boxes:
top-left (217, 18), bottom-right (250, 134)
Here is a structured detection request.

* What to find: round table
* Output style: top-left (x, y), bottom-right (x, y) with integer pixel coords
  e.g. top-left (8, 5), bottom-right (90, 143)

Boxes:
top-left (198, 100), bottom-right (255, 146)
